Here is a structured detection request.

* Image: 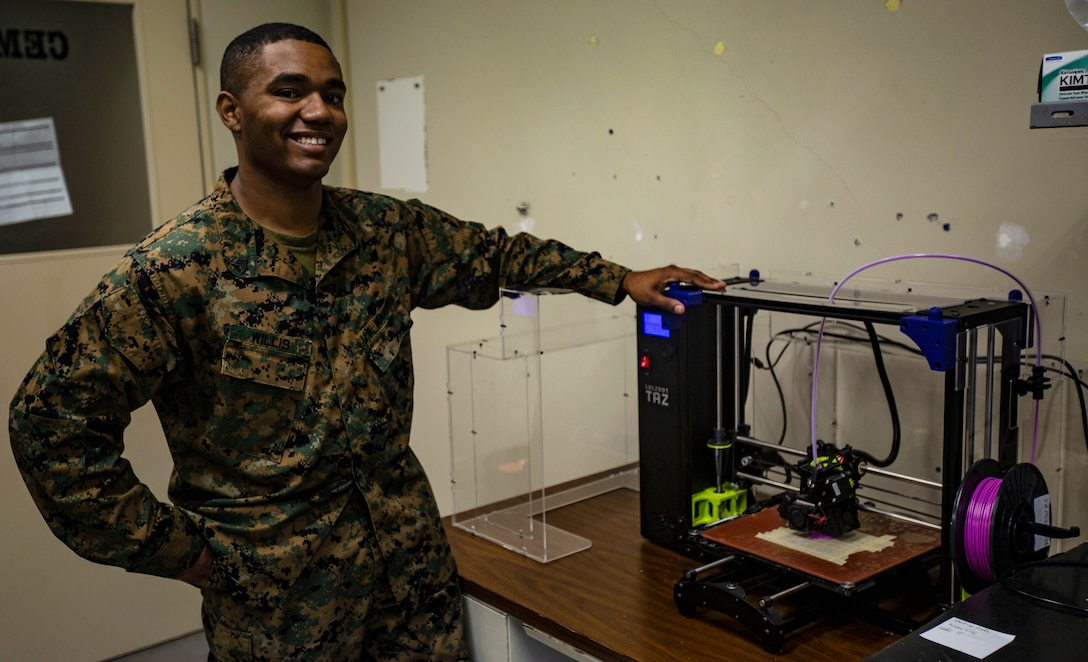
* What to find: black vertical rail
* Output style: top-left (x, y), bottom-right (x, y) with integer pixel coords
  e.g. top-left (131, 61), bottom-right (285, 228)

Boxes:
top-left (940, 365), bottom-right (965, 606)
top-left (996, 318), bottom-right (1023, 467)
top-left (722, 303), bottom-right (739, 484)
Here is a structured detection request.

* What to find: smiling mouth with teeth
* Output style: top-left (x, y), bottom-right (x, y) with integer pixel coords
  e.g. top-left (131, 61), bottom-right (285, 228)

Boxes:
top-left (296, 136), bottom-right (328, 145)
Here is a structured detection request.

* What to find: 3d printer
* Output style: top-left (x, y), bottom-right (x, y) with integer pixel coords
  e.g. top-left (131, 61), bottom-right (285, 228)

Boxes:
top-left (636, 271), bottom-right (1079, 652)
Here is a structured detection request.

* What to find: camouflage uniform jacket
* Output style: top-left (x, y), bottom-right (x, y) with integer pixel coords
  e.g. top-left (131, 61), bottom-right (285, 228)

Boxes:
top-left (10, 168), bottom-right (629, 610)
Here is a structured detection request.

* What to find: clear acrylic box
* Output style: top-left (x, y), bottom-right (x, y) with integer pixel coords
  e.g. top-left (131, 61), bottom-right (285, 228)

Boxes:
top-left (447, 287), bottom-right (638, 562)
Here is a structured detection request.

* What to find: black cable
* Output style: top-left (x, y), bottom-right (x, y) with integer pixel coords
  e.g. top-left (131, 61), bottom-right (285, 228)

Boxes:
top-left (754, 323), bottom-right (844, 446)
top-left (735, 310), bottom-right (797, 481)
top-left (1032, 353), bottom-right (1088, 457)
top-left (849, 321), bottom-right (902, 467)
top-left (767, 321), bottom-right (923, 357)
top-left (754, 321), bottom-right (909, 458)
top-left (751, 323), bottom-right (1088, 462)
top-left (763, 336), bottom-right (789, 445)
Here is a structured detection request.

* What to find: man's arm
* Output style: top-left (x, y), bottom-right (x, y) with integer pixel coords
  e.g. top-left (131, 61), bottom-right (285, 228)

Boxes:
top-left (178, 544), bottom-right (215, 588)
top-left (620, 265), bottom-right (726, 313)
top-left (9, 266), bottom-right (206, 581)
top-left (404, 201), bottom-right (629, 309)
top-left (402, 200), bottom-right (724, 311)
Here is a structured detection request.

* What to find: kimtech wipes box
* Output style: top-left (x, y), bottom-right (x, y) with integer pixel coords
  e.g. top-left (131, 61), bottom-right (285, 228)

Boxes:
top-left (1040, 49), bottom-right (1088, 102)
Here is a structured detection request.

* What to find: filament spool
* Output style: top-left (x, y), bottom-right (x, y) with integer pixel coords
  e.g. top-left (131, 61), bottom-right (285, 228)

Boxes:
top-left (951, 459), bottom-right (1052, 594)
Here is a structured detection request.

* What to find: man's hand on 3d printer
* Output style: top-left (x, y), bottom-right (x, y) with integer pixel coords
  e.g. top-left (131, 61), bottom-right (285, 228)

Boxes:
top-left (621, 266), bottom-right (726, 314)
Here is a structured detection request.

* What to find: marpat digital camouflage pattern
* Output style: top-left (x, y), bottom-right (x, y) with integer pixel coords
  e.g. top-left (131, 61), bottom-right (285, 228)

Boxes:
top-left (10, 168), bottom-right (628, 659)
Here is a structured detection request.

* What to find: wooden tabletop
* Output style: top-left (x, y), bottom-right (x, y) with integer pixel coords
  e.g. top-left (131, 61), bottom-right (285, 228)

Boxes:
top-left (445, 487), bottom-right (910, 661)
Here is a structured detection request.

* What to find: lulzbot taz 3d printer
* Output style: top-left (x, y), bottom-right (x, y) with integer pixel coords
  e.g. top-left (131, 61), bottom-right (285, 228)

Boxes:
top-left (636, 271), bottom-right (1079, 652)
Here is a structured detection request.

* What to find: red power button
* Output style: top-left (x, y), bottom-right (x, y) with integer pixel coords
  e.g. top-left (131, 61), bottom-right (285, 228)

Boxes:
top-left (639, 355), bottom-right (651, 370)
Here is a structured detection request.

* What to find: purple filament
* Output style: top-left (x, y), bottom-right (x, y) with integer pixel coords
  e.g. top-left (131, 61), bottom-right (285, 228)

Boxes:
top-left (964, 476), bottom-right (1002, 582)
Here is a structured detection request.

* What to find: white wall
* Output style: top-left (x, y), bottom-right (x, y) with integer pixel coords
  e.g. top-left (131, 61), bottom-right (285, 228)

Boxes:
top-left (342, 0), bottom-right (1088, 532)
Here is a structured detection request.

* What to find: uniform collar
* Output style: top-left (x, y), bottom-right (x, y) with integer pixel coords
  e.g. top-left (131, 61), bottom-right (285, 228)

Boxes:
top-left (212, 168), bottom-right (364, 285)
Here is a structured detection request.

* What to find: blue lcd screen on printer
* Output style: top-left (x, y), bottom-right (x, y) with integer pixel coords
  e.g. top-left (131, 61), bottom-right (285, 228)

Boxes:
top-left (642, 312), bottom-right (670, 338)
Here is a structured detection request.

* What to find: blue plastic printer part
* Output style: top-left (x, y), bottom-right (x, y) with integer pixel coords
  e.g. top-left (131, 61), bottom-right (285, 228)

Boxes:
top-left (899, 307), bottom-right (958, 372)
top-left (664, 282), bottom-right (704, 307)
top-left (653, 282), bottom-right (706, 331)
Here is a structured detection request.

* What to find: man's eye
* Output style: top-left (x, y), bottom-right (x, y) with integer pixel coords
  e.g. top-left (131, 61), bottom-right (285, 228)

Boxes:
top-left (275, 89), bottom-right (299, 98)
top-left (325, 93), bottom-right (344, 104)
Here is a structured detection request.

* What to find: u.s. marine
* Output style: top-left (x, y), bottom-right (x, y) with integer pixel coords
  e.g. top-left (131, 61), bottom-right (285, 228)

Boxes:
top-left (9, 22), bottom-right (724, 661)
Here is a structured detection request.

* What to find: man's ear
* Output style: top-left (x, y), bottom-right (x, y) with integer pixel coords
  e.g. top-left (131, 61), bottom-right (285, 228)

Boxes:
top-left (216, 91), bottom-right (242, 133)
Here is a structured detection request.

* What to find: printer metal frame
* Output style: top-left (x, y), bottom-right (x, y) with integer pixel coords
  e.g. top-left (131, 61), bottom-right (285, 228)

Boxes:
top-left (636, 276), bottom-right (1034, 648)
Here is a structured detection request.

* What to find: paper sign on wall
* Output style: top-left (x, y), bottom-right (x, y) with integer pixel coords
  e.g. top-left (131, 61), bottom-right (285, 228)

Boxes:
top-left (0, 117), bottom-right (74, 226)
top-left (377, 76), bottom-right (428, 193)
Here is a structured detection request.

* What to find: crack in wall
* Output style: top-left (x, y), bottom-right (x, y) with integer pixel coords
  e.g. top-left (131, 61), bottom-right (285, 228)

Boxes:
top-left (645, 0), bottom-right (857, 203)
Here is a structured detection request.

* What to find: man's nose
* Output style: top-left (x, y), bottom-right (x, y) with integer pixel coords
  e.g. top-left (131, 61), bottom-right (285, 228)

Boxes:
top-left (301, 93), bottom-right (332, 122)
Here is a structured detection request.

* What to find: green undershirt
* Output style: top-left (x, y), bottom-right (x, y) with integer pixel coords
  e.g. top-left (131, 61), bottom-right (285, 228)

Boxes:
top-left (264, 226), bottom-right (319, 274)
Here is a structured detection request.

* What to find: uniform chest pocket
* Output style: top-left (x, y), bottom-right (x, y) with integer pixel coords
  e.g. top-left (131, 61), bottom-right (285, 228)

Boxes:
top-left (364, 299), bottom-right (413, 373)
top-left (221, 326), bottom-right (313, 390)
top-left (214, 327), bottom-right (313, 462)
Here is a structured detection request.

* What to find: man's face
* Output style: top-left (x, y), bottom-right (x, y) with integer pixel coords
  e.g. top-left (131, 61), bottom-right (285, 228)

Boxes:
top-left (224, 39), bottom-right (348, 187)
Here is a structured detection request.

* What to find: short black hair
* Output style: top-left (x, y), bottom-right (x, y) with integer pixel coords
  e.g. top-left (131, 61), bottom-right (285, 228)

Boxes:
top-left (220, 23), bottom-right (336, 96)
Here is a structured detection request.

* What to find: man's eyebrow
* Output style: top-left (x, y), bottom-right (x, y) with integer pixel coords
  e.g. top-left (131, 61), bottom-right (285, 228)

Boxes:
top-left (268, 72), bottom-right (347, 91)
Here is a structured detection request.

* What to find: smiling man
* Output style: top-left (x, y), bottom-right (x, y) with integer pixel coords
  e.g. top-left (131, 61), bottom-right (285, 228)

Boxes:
top-left (9, 23), bottom-right (723, 662)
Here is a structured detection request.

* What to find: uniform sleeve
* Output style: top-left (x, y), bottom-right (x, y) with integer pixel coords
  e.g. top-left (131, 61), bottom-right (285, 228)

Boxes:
top-left (8, 261), bottom-right (206, 580)
top-left (403, 199), bottom-right (630, 310)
